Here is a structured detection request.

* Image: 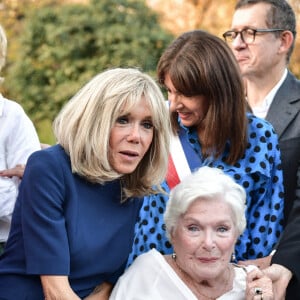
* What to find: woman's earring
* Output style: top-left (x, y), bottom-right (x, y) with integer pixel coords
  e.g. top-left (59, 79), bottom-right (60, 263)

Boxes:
top-left (231, 252), bottom-right (236, 262)
top-left (171, 253), bottom-right (176, 260)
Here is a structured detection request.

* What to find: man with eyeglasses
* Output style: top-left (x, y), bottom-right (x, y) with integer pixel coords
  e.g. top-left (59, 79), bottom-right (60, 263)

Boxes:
top-left (224, 0), bottom-right (300, 299)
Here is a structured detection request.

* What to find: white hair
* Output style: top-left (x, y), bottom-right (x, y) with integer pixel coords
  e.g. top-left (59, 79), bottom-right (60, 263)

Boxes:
top-left (164, 166), bottom-right (246, 239)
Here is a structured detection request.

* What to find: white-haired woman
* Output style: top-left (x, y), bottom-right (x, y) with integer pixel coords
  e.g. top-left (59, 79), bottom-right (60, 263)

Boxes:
top-left (0, 68), bottom-right (171, 300)
top-left (110, 167), bottom-right (273, 300)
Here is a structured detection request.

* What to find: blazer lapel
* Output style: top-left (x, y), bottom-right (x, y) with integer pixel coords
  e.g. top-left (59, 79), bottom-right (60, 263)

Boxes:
top-left (266, 71), bottom-right (300, 138)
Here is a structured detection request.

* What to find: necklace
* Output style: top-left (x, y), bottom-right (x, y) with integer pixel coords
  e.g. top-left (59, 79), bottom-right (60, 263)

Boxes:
top-left (171, 253), bottom-right (233, 300)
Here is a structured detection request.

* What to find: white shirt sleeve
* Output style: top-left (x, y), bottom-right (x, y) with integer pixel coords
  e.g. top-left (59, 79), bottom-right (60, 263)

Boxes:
top-left (0, 96), bottom-right (41, 239)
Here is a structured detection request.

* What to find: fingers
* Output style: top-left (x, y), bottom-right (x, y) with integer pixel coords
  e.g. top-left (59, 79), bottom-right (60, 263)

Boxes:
top-left (246, 268), bottom-right (273, 300)
top-left (253, 287), bottom-right (263, 300)
top-left (263, 264), bottom-right (292, 282)
top-left (90, 282), bottom-right (113, 296)
top-left (246, 264), bottom-right (292, 300)
top-left (0, 164), bottom-right (25, 178)
top-left (247, 267), bottom-right (265, 282)
top-left (263, 264), bottom-right (292, 300)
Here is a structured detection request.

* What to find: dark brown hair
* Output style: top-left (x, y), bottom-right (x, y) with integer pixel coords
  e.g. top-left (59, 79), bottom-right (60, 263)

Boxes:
top-left (157, 30), bottom-right (248, 165)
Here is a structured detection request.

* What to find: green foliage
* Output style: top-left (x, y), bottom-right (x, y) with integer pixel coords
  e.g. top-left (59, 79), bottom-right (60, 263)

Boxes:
top-left (4, 0), bottom-right (173, 143)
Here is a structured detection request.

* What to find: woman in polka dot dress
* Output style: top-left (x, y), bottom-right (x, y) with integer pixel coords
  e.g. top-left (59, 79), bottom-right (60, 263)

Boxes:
top-left (127, 30), bottom-right (284, 267)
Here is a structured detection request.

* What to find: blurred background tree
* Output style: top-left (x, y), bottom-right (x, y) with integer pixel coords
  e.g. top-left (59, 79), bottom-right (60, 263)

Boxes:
top-left (147, 0), bottom-right (300, 74)
top-left (0, 0), bottom-right (299, 144)
top-left (0, 0), bottom-right (173, 144)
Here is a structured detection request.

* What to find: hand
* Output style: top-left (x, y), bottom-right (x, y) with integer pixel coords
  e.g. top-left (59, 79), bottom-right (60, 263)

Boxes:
top-left (238, 255), bottom-right (272, 269)
top-left (0, 164), bottom-right (26, 179)
top-left (246, 267), bottom-right (273, 300)
top-left (41, 275), bottom-right (81, 300)
top-left (84, 282), bottom-right (113, 300)
top-left (263, 264), bottom-right (292, 300)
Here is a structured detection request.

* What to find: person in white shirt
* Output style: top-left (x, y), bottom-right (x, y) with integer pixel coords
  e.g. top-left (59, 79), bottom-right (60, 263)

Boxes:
top-left (110, 167), bottom-right (273, 300)
top-left (0, 24), bottom-right (40, 254)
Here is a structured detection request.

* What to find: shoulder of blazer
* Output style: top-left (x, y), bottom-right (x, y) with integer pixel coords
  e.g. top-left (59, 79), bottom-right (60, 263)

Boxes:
top-left (275, 71), bottom-right (300, 105)
top-left (267, 71), bottom-right (300, 138)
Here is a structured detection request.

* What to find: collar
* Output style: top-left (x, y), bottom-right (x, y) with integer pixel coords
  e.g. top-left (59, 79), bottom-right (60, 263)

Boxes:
top-left (252, 69), bottom-right (288, 118)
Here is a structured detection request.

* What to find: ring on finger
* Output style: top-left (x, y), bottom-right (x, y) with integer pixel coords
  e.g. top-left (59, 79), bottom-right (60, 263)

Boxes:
top-left (254, 287), bottom-right (263, 295)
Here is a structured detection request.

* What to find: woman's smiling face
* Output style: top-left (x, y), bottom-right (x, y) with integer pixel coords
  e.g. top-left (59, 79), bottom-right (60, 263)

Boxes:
top-left (164, 74), bottom-right (209, 129)
top-left (171, 197), bottom-right (237, 281)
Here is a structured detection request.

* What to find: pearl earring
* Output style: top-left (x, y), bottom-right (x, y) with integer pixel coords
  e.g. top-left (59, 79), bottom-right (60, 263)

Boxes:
top-left (231, 252), bottom-right (236, 262)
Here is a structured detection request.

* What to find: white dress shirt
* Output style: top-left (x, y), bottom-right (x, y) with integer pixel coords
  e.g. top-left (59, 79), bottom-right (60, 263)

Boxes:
top-left (252, 69), bottom-right (288, 119)
top-left (0, 94), bottom-right (40, 242)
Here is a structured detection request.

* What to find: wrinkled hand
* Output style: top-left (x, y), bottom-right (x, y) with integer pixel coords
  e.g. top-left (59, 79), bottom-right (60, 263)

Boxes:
top-left (0, 164), bottom-right (25, 179)
top-left (263, 264), bottom-right (292, 300)
top-left (84, 282), bottom-right (113, 300)
top-left (238, 255), bottom-right (272, 269)
top-left (246, 267), bottom-right (273, 300)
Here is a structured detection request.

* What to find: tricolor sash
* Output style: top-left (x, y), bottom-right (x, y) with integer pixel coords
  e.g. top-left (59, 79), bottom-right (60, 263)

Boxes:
top-left (166, 128), bottom-right (202, 189)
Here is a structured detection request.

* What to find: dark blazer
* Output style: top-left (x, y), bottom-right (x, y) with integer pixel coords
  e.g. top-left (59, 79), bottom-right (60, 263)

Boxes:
top-left (272, 166), bottom-right (300, 299)
top-left (266, 71), bottom-right (300, 224)
top-left (270, 71), bottom-right (300, 299)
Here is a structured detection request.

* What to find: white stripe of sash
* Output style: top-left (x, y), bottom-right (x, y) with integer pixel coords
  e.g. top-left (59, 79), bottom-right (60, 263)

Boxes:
top-left (170, 134), bottom-right (191, 182)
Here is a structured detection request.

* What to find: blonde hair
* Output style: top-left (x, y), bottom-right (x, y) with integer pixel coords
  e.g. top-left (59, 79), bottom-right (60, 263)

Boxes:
top-left (53, 68), bottom-right (171, 200)
top-left (0, 25), bottom-right (7, 83)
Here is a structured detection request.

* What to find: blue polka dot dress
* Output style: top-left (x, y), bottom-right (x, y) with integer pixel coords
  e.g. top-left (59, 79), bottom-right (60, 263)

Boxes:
top-left (127, 113), bottom-right (284, 266)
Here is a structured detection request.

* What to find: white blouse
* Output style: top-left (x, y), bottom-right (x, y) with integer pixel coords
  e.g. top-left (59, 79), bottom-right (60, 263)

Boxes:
top-left (110, 249), bottom-right (255, 300)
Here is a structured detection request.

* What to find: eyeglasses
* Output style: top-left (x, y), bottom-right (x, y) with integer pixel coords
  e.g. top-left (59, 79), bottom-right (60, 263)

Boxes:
top-left (222, 28), bottom-right (285, 44)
